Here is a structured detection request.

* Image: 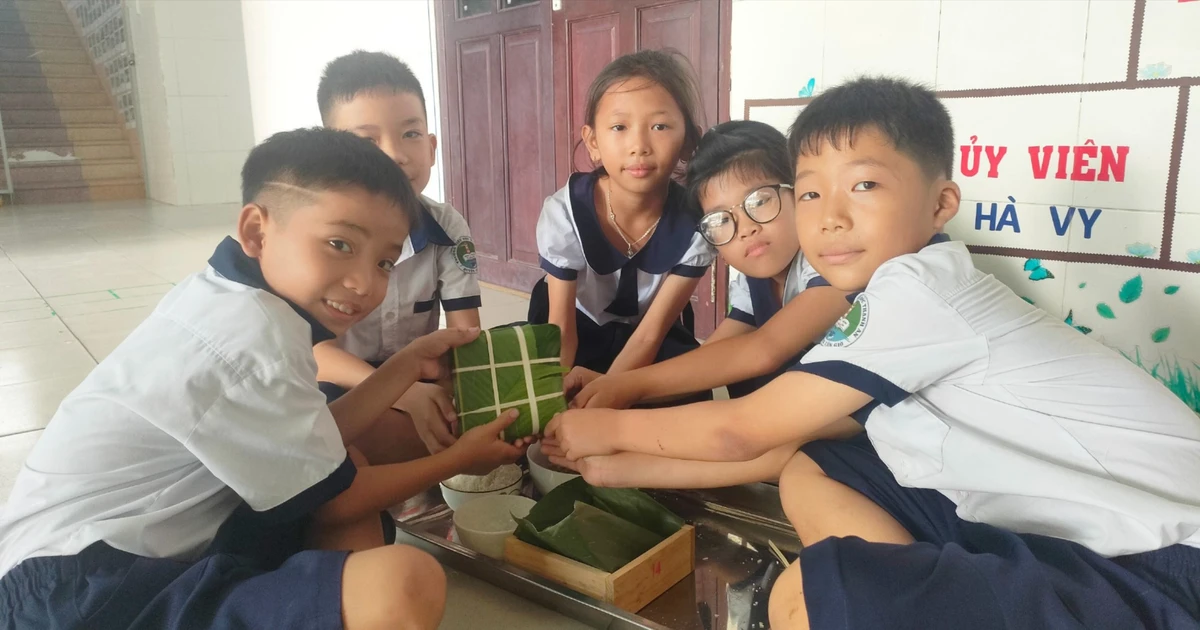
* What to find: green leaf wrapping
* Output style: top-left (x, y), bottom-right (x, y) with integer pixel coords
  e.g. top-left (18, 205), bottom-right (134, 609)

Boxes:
top-left (513, 477), bottom-right (684, 572)
top-left (453, 325), bottom-right (568, 440)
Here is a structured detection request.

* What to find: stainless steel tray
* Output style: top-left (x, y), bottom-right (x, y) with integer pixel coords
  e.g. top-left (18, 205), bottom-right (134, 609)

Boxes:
top-left (392, 478), bottom-right (801, 630)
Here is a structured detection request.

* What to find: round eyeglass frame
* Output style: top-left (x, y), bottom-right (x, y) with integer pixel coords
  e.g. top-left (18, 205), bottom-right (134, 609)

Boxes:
top-left (697, 183), bottom-right (793, 246)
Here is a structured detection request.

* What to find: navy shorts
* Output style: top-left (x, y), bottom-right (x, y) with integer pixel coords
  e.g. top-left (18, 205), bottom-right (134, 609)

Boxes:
top-left (0, 502), bottom-right (392, 630)
top-left (796, 433), bottom-right (1200, 630)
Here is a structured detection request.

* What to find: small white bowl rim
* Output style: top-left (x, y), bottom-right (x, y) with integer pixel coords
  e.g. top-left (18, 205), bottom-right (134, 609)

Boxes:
top-left (528, 442), bottom-right (579, 476)
top-left (453, 496), bottom-right (536, 535)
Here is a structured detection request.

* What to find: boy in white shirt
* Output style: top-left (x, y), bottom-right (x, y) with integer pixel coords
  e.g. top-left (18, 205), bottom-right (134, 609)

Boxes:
top-left (316, 51), bottom-right (482, 458)
top-left (546, 78), bottom-right (1200, 630)
top-left (0, 128), bottom-right (523, 630)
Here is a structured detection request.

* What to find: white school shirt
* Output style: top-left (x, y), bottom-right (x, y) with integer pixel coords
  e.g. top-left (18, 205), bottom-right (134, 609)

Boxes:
top-left (726, 252), bottom-right (827, 329)
top-left (340, 196), bottom-right (481, 362)
top-left (793, 235), bottom-right (1200, 557)
top-left (536, 171), bottom-right (716, 326)
top-left (0, 237), bottom-right (352, 578)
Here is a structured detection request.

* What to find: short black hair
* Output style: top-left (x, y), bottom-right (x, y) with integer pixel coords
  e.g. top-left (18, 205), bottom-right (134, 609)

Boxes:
top-left (788, 77), bottom-right (954, 180)
top-left (241, 127), bottom-right (419, 223)
top-left (687, 120), bottom-right (791, 211)
top-left (317, 51), bottom-right (426, 123)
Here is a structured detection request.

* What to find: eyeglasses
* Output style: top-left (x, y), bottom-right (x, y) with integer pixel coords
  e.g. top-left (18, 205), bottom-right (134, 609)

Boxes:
top-left (697, 184), bottom-right (792, 246)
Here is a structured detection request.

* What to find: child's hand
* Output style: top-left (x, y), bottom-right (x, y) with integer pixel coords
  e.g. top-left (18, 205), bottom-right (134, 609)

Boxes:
top-left (546, 454), bottom-right (629, 488)
top-left (571, 373), bottom-right (640, 410)
top-left (542, 409), bottom-right (620, 461)
top-left (449, 410), bottom-right (525, 475)
top-left (563, 366), bottom-right (602, 403)
top-left (395, 382), bottom-right (457, 454)
top-left (398, 327), bottom-right (481, 381)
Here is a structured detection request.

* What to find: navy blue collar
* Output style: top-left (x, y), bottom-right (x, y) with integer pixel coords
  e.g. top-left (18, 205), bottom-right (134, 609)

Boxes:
top-left (568, 170), bottom-right (697, 276)
top-left (208, 237), bottom-right (336, 345)
top-left (409, 202), bottom-right (456, 254)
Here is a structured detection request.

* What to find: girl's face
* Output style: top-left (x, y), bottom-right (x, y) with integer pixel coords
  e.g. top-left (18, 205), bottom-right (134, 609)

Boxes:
top-left (699, 172), bottom-right (800, 280)
top-left (583, 77), bottom-right (688, 196)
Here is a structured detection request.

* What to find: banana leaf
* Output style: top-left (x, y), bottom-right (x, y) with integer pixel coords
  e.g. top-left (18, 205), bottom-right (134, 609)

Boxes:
top-left (514, 477), bottom-right (685, 572)
top-left (452, 325), bottom-right (568, 440)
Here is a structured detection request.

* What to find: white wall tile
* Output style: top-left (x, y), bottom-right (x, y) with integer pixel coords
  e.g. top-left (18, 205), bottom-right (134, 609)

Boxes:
top-left (1174, 93), bottom-right (1200, 215)
top-left (1065, 208), bottom-right (1164, 257)
top-left (174, 38), bottom-right (241, 97)
top-left (1082, 0), bottom-right (1135, 84)
top-left (936, 0), bottom-right (1090, 90)
top-left (165, 96), bottom-right (184, 152)
top-left (746, 104), bottom-right (804, 132)
top-left (822, 1), bottom-right (939, 88)
top-left (1169, 214), bottom-right (1200, 265)
top-left (170, 0), bottom-right (245, 41)
top-left (730, 0), bottom-right (824, 119)
top-left (186, 151), bottom-right (245, 205)
top-left (1073, 87), bottom-right (1178, 212)
top-left (947, 200), bottom-right (1078, 252)
top-left (159, 37), bottom-right (179, 97)
top-left (171, 151), bottom-right (192, 206)
top-left (180, 97), bottom-right (222, 153)
top-left (1139, 0), bottom-right (1200, 79)
top-left (943, 92), bottom-right (1082, 206)
top-left (217, 94), bottom-right (255, 153)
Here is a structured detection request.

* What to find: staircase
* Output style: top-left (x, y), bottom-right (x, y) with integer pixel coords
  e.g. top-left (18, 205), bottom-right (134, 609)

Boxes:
top-left (0, 0), bottom-right (144, 204)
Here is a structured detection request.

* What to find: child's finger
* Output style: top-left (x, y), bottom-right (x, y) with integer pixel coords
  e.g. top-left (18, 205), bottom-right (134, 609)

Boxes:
top-left (485, 409), bottom-right (520, 433)
top-left (431, 388), bottom-right (458, 422)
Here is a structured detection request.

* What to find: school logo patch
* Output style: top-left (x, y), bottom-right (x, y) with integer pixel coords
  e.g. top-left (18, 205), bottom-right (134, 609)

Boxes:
top-left (453, 237), bottom-right (478, 274)
top-left (822, 293), bottom-right (869, 348)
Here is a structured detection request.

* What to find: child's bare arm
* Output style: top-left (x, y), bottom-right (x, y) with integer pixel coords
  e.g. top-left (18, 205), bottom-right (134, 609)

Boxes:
top-left (445, 308), bottom-right (481, 330)
top-left (554, 442), bottom-right (802, 489)
top-left (607, 274), bottom-right (701, 375)
top-left (315, 412), bottom-right (523, 525)
top-left (579, 286), bottom-right (849, 407)
top-left (314, 341), bottom-right (376, 390)
top-left (546, 276), bottom-right (579, 367)
top-left (546, 371), bottom-right (872, 463)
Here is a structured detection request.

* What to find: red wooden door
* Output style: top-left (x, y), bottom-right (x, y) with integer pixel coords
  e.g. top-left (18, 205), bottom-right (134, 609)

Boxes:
top-left (552, 0), bottom-right (730, 338)
top-left (435, 0), bottom-right (555, 291)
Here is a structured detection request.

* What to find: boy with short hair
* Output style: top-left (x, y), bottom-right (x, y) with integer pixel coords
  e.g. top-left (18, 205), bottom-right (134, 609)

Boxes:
top-left (315, 50), bottom-right (482, 459)
top-left (545, 78), bottom-right (1200, 629)
top-left (0, 128), bottom-right (523, 630)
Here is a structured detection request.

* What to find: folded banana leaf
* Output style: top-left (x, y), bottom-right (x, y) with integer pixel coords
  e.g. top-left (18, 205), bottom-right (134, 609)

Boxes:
top-left (514, 477), bottom-right (684, 572)
top-left (452, 325), bottom-right (568, 441)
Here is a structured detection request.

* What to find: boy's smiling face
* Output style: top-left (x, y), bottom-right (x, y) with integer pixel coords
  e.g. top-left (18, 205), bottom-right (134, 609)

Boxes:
top-left (792, 125), bottom-right (960, 291)
top-left (238, 186), bottom-right (409, 336)
top-left (326, 91), bottom-right (435, 195)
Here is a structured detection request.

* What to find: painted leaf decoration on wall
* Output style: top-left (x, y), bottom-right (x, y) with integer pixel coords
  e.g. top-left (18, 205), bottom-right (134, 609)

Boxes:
top-left (1078, 282), bottom-right (1087, 289)
top-left (1164, 285), bottom-right (1180, 295)
top-left (1152, 327), bottom-right (1171, 343)
top-left (1097, 303), bottom-right (1116, 319)
top-left (1119, 275), bottom-right (1143, 304)
top-left (1021, 296), bottom-right (1034, 304)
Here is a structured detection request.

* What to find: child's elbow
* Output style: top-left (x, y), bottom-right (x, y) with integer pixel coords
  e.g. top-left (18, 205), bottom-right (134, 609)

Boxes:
top-left (712, 425), bottom-right (768, 462)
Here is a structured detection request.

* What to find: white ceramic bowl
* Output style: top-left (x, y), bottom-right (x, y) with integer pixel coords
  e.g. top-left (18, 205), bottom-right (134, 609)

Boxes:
top-left (452, 494), bottom-right (536, 559)
top-left (527, 442), bottom-right (581, 495)
top-left (439, 464), bottom-right (524, 511)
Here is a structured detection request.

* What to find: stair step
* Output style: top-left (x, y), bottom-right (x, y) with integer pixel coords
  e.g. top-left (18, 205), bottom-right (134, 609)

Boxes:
top-left (2, 107), bottom-right (116, 125)
top-left (9, 158), bottom-right (141, 185)
top-left (7, 141), bottom-right (132, 161)
top-left (0, 76), bottom-right (100, 93)
top-left (0, 47), bottom-right (88, 63)
top-left (0, 8), bottom-right (69, 24)
top-left (0, 33), bottom-right (82, 50)
top-left (0, 19), bottom-right (74, 37)
top-left (10, 177), bottom-right (145, 204)
top-left (0, 60), bottom-right (94, 77)
top-left (0, 90), bottom-right (109, 108)
top-left (5, 125), bottom-right (124, 143)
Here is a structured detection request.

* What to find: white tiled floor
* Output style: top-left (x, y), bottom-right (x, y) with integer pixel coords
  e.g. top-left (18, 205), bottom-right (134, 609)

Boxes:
top-left (0, 199), bottom-right (577, 630)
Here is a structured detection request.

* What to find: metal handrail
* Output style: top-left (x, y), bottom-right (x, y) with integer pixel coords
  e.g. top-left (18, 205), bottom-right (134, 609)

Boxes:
top-left (0, 104), bottom-right (13, 199)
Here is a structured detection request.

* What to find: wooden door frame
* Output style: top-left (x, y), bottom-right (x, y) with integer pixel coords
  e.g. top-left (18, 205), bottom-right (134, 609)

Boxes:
top-left (434, 0), bottom-right (734, 314)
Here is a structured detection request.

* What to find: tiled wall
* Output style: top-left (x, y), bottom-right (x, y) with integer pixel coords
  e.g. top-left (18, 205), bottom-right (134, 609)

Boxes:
top-left (734, 0), bottom-right (1200, 412)
top-left (127, 0), bottom-right (254, 205)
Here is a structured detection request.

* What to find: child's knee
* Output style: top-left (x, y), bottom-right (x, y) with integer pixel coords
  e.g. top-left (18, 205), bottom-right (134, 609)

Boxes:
top-left (342, 545), bottom-right (447, 630)
top-left (768, 559), bottom-right (810, 630)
